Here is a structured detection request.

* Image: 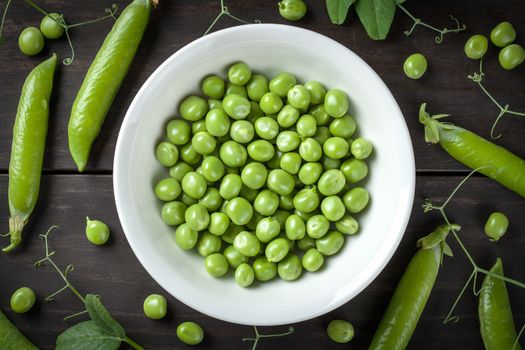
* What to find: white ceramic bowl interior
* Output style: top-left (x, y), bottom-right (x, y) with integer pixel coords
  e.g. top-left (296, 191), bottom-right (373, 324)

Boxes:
top-left (114, 24), bottom-right (415, 326)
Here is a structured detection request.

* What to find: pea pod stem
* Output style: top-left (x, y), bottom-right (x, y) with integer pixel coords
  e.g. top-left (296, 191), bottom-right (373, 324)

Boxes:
top-left (242, 326), bottom-right (295, 350)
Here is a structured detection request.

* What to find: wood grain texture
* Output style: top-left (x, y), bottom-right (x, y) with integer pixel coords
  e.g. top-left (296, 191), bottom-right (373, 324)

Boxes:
top-left (0, 174), bottom-right (523, 349)
top-left (0, 0), bottom-right (523, 172)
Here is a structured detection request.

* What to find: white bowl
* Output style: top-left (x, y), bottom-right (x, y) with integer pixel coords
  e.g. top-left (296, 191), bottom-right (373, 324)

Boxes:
top-left (114, 24), bottom-right (415, 326)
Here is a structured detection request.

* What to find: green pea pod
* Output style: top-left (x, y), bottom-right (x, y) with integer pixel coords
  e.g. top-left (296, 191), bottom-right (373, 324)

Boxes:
top-left (4, 54), bottom-right (57, 253)
top-left (68, 0), bottom-right (152, 172)
top-left (0, 309), bottom-right (39, 349)
top-left (479, 258), bottom-right (521, 350)
top-left (369, 225), bottom-right (453, 350)
top-left (419, 103), bottom-right (525, 198)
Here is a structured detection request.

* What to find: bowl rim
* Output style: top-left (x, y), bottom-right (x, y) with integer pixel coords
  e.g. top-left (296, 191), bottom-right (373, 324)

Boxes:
top-left (113, 23), bottom-right (415, 326)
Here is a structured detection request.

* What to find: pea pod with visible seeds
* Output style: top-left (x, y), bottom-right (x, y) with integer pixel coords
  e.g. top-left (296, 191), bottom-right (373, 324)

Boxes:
top-left (0, 309), bottom-right (39, 349)
top-left (479, 258), bottom-right (521, 350)
top-left (3, 54), bottom-right (57, 253)
top-left (419, 103), bottom-right (525, 198)
top-left (369, 224), bottom-right (456, 350)
top-left (68, 0), bottom-right (154, 172)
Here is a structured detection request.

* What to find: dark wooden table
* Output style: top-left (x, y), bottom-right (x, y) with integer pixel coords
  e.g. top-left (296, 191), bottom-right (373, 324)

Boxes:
top-left (1, 1), bottom-right (524, 349)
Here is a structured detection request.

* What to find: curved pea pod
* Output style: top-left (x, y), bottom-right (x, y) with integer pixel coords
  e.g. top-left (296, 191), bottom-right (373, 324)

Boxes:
top-left (369, 224), bottom-right (455, 350)
top-left (0, 309), bottom-right (39, 349)
top-left (479, 258), bottom-right (521, 350)
top-left (68, 0), bottom-right (153, 172)
top-left (419, 103), bottom-right (525, 198)
top-left (4, 54), bottom-right (57, 253)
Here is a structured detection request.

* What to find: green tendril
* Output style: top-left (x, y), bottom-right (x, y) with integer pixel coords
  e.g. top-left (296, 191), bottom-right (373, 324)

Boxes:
top-left (23, 0), bottom-right (118, 65)
top-left (513, 324), bottom-right (525, 350)
top-left (204, 0), bottom-right (261, 36)
top-left (422, 168), bottom-right (525, 325)
top-left (242, 326), bottom-right (295, 350)
top-left (0, 0), bottom-right (13, 44)
top-left (397, 4), bottom-right (466, 43)
top-left (467, 58), bottom-right (525, 140)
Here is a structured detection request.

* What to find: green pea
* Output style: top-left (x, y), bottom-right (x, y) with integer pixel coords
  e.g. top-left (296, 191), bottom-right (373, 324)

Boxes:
top-left (198, 157), bottom-right (223, 183)
top-left (246, 74), bottom-right (269, 102)
top-left (279, 194), bottom-right (294, 210)
top-left (464, 34), bottom-right (488, 60)
top-left (230, 120), bottom-right (255, 144)
top-left (276, 131), bottom-right (301, 152)
top-left (310, 105), bottom-right (331, 126)
top-left (161, 201), bottom-right (187, 226)
top-left (208, 99), bottom-right (223, 110)
top-left (324, 137), bottom-right (349, 159)
top-left (285, 214), bottom-right (306, 240)
top-left (235, 263), bottom-right (255, 287)
top-left (177, 321), bottom-right (204, 345)
top-left (225, 82), bottom-right (248, 98)
top-left (241, 162), bottom-right (268, 189)
top-left (233, 231), bottom-right (260, 257)
top-left (201, 75), bottom-right (225, 99)
top-left (226, 197), bottom-right (253, 225)
top-left (302, 248), bottom-right (324, 272)
top-left (299, 138), bottom-right (322, 162)
top-left (175, 224), bottom-right (198, 250)
top-left (254, 189), bottom-right (280, 216)
top-left (278, 0), bottom-right (307, 21)
top-left (255, 216), bottom-right (281, 243)
top-left (169, 162), bottom-right (193, 182)
top-left (340, 158), bottom-right (368, 183)
top-left (329, 115), bottom-right (356, 138)
top-left (219, 173), bottom-right (242, 199)
top-left (491, 21), bottom-right (516, 48)
top-left (314, 126), bottom-right (331, 145)
top-left (155, 142), bottom-right (178, 167)
top-left (293, 187), bottom-right (319, 213)
top-left (180, 96), bottom-right (208, 121)
top-left (306, 215), bottom-right (330, 239)
top-left (141, 294), bottom-right (167, 321)
top-left (297, 236), bottom-right (316, 251)
top-left (181, 193), bottom-right (198, 206)
top-left (316, 230), bottom-right (344, 255)
top-left (484, 212), bottom-right (509, 241)
top-left (185, 204), bottom-right (210, 232)
top-left (351, 137), bottom-right (373, 160)
top-left (204, 253), bottom-right (228, 277)
top-left (269, 72), bottom-right (297, 97)
top-left (265, 238), bottom-right (290, 262)
top-left (277, 105), bottom-right (300, 128)
top-left (10, 287), bottom-right (36, 314)
top-left (322, 156), bottom-right (341, 170)
top-left (318, 169), bottom-right (346, 196)
top-left (181, 172), bottom-right (207, 199)
top-left (499, 43), bottom-right (525, 70)
top-left (223, 93), bottom-right (251, 120)
top-left (247, 139), bottom-right (275, 162)
top-left (327, 319), bottom-right (354, 343)
top-left (296, 114), bottom-right (317, 137)
top-left (287, 85), bottom-right (311, 110)
top-left (228, 62), bottom-right (252, 86)
top-left (255, 116), bottom-right (279, 140)
top-left (280, 152), bottom-right (302, 175)
top-left (260, 92), bottom-right (284, 114)
top-left (205, 108), bottom-right (230, 137)
top-left (18, 27), bottom-right (44, 56)
top-left (240, 185), bottom-right (258, 201)
top-left (304, 81), bottom-right (326, 104)
top-left (250, 256), bottom-right (275, 281)
top-left (191, 119), bottom-right (207, 135)
top-left (196, 232), bottom-right (222, 257)
top-left (167, 119), bottom-right (191, 145)
top-left (277, 254), bottom-right (302, 281)
top-left (267, 169), bottom-right (295, 196)
top-left (403, 53), bottom-right (428, 79)
top-left (204, 213), bottom-right (229, 237)
top-left (198, 187), bottom-right (223, 211)
top-left (343, 187), bottom-right (370, 213)
top-left (224, 245), bottom-right (249, 268)
top-left (155, 178), bottom-right (181, 201)
top-left (40, 13), bottom-right (64, 39)
top-left (221, 223), bottom-right (243, 244)
top-left (180, 144), bottom-right (202, 165)
top-left (298, 162), bottom-right (323, 185)
top-left (324, 89), bottom-right (348, 118)
top-left (321, 196), bottom-right (346, 221)
top-left (220, 141), bottom-right (247, 168)
top-left (336, 215), bottom-right (359, 235)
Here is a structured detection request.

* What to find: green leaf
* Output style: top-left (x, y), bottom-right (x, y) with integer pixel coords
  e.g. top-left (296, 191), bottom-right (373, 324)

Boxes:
top-left (85, 294), bottom-right (126, 338)
top-left (395, 0), bottom-right (406, 4)
top-left (326, 0), bottom-right (356, 25)
top-left (355, 0), bottom-right (396, 40)
top-left (56, 321), bottom-right (121, 350)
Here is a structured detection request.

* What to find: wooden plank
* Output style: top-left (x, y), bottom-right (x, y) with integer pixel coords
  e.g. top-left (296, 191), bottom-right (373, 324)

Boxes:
top-left (0, 173), bottom-right (522, 349)
top-left (0, 0), bottom-right (523, 172)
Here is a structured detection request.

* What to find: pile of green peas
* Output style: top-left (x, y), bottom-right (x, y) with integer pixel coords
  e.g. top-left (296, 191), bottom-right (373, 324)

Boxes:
top-left (19, 13), bottom-right (65, 56)
top-left (154, 62), bottom-right (373, 287)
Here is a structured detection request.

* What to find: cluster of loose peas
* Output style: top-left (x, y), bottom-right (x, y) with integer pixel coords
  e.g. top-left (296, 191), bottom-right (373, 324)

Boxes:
top-left (18, 13), bottom-right (65, 56)
top-left (154, 62), bottom-right (373, 287)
